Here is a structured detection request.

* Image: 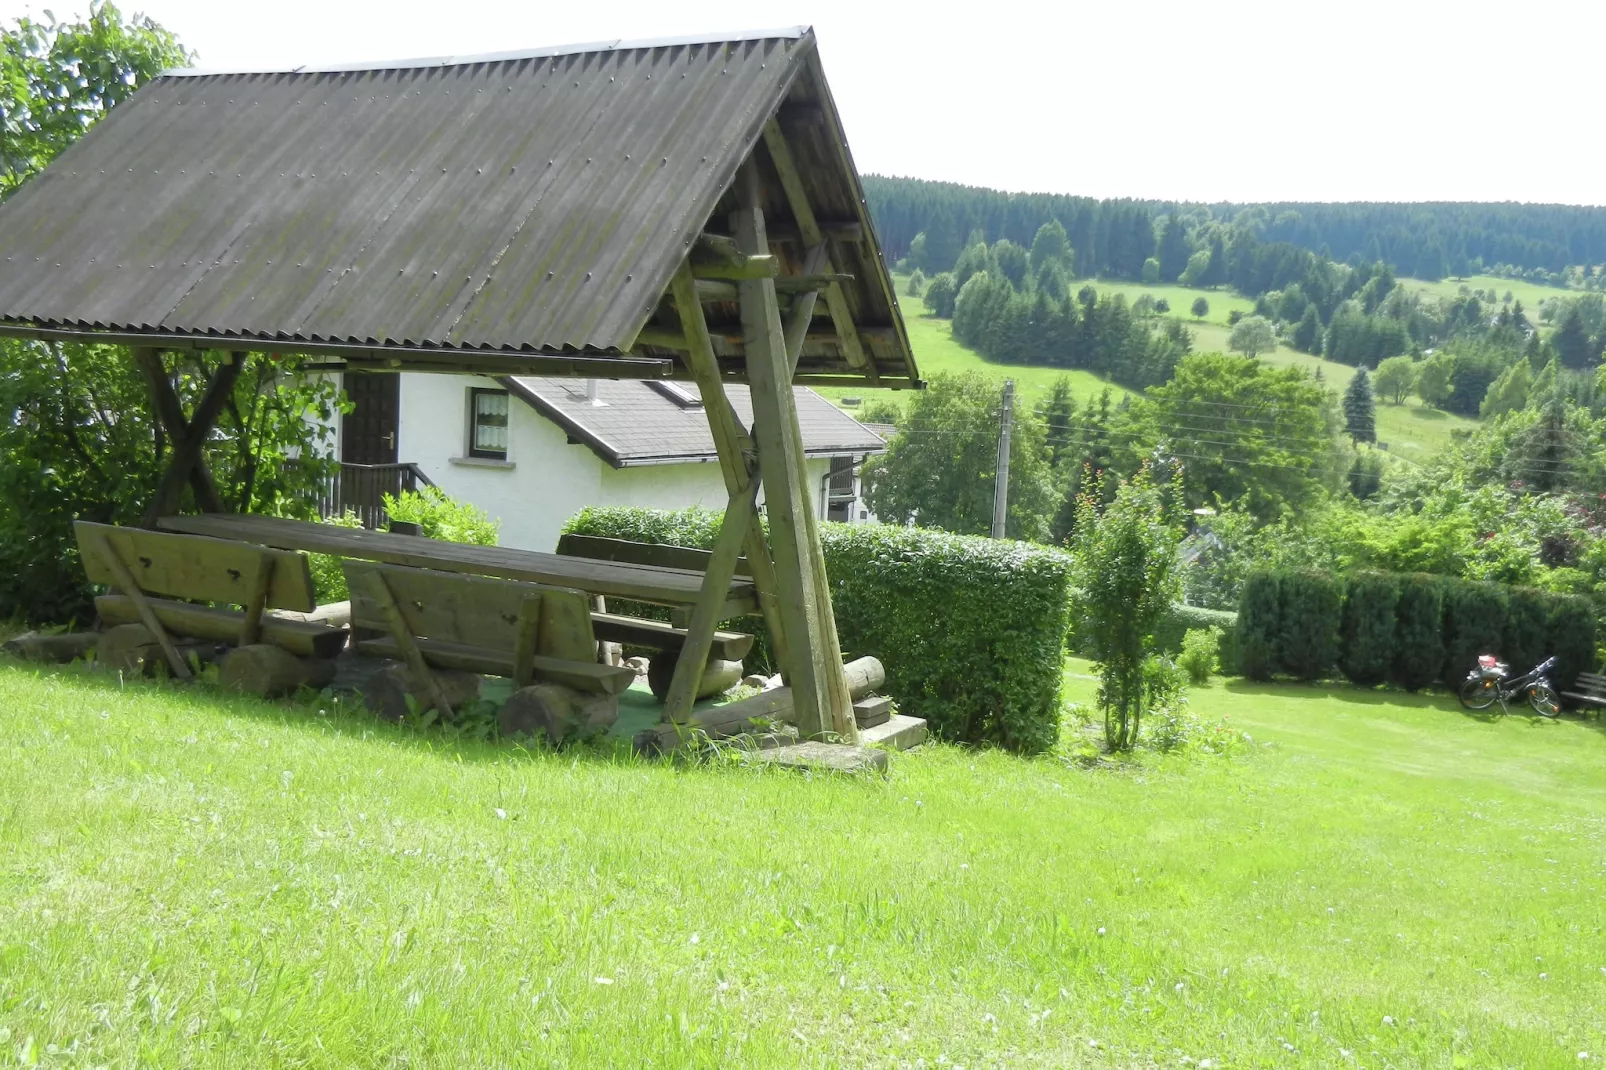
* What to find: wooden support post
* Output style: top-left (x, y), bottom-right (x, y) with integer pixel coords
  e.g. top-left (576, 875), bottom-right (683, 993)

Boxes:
top-left (784, 241), bottom-right (830, 374)
top-left (86, 530), bottom-right (191, 679)
top-left (732, 161), bottom-right (846, 739)
top-left (132, 347), bottom-right (227, 514)
top-left (670, 262), bottom-right (793, 677)
top-left (662, 478), bottom-right (762, 722)
top-left (360, 569), bottom-right (455, 718)
top-left (140, 351), bottom-right (247, 527)
top-left (762, 120), bottom-right (876, 382)
top-left (237, 554), bottom-right (276, 646)
top-left (512, 595), bottom-right (542, 687)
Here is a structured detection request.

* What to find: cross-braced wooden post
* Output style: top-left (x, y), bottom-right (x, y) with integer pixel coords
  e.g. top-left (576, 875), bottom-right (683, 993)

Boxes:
top-left (137, 348), bottom-right (245, 527)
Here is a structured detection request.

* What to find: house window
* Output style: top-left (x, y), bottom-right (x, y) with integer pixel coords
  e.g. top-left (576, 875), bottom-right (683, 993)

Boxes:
top-left (469, 388), bottom-right (509, 459)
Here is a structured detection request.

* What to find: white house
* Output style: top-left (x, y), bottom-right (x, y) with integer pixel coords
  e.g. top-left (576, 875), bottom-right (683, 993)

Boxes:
top-left (326, 370), bottom-right (887, 552)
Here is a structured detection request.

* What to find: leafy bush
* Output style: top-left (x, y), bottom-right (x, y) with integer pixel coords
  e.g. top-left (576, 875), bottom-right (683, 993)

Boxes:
top-left (1237, 572), bottom-right (1281, 681)
top-left (1393, 576), bottom-right (1446, 691)
top-left (1142, 654), bottom-right (1193, 751)
top-left (1155, 603), bottom-right (1237, 651)
top-left (565, 508), bottom-right (1075, 754)
top-left (1275, 570), bottom-right (1343, 680)
top-left (1177, 627), bottom-right (1221, 685)
top-left (384, 487), bottom-right (500, 545)
top-left (1439, 581), bottom-right (1509, 687)
top-left (1339, 572), bottom-right (1398, 685)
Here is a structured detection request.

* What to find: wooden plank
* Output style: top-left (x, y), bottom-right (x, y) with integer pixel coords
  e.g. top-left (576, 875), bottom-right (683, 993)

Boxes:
top-left (512, 596), bottom-right (542, 687)
top-left (556, 534), bottom-right (752, 578)
top-left (76, 521), bottom-right (316, 612)
top-left (690, 253), bottom-right (778, 280)
top-left (858, 714), bottom-right (927, 752)
top-left (356, 637), bottom-right (636, 695)
top-left (733, 161), bottom-right (834, 738)
top-left (82, 528), bottom-right (192, 678)
top-left (238, 554), bottom-right (275, 646)
top-left (589, 612), bottom-right (752, 661)
top-left (747, 741), bottom-right (889, 774)
top-left (158, 513), bottom-right (754, 609)
top-left (670, 260), bottom-right (794, 676)
top-left (342, 562), bottom-right (598, 658)
top-left (761, 120), bottom-right (875, 381)
top-left (695, 276), bottom-right (850, 302)
top-left (359, 568), bottom-right (456, 717)
top-left (95, 595), bottom-right (349, 658)
top-left (662, 480), bottom-right (761, 722)
top-left (140, 351), bottom-right (247, 526)
top-left (634, 686), bottom-right (797, 755)
top-left (784, 242), bottom-right (830, 373)
top-left (853, 695), bottom-right (893, 729)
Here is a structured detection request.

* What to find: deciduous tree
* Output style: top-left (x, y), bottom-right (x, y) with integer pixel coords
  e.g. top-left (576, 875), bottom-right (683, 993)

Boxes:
top-left (1228, 315), bottom-right (1276, 359)
top-left (1373, 355), bottom-right (1417, 404)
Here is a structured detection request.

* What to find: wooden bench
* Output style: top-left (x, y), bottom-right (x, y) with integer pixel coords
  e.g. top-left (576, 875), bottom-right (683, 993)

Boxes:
top-left (556, 534), bottom-right (755, 699)
top-left (1562, 671), bottom-right (1606, 713)
top-left (75, 521), bottom-right (347, 678)
top-left (341, 561), bottom-right (636, 717)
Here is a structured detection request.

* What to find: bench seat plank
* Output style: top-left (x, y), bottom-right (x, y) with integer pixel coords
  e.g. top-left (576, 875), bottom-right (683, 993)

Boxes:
top-left (77, 520), bottom-right (316, 612)
top-left (589, 611), bottom-right (753, 661)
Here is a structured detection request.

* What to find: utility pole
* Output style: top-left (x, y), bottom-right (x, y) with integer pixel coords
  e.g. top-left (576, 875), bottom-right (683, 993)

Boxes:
top-left (991, 379), bottom-right (1014, 539)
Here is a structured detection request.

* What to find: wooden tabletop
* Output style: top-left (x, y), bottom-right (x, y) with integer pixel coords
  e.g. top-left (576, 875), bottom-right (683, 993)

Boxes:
top-left (157, 513), bottom-right (757, 613)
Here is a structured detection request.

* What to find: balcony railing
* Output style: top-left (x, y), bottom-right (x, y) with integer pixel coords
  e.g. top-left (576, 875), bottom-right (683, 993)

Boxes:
top-left (318, 462), bottom-right (436, 530)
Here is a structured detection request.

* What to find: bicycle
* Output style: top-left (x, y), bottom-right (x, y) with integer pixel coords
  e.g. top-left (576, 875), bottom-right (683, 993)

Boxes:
top-left (1458, 654), bottom-right (1561, 717)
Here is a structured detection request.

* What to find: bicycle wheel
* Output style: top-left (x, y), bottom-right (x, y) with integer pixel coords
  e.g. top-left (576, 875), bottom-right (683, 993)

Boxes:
top-left (1459, 676), bottom-right (1501, 710)
top-left (1527, 684), bottom-right (1561, 718)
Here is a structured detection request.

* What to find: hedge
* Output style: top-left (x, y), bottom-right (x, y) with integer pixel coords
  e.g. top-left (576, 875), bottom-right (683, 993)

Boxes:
top-left (1339, 572), bottom-right (1398, 686)
top-left (1237, 567), bottom-right (1598, 692)
top-left (1155, 603), bottom-right (1240, 676)
top-left (564, 508), bottom-right (1075, 754)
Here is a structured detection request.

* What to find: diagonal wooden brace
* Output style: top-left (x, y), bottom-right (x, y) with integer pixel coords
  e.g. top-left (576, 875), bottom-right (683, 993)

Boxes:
top-left (132, 347), bottom-right (227, 515)
top-left (140, 351), bottom-right (246, 527)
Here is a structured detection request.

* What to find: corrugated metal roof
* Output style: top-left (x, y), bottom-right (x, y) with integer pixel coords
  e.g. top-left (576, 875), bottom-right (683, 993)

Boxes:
top-left (506, 376), bottom-right (886, 467)
top-left (0, 31), bottom-right (807, 352)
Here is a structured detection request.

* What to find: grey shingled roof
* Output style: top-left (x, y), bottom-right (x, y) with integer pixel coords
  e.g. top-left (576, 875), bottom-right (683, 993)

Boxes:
top-left (0, 27), bottom-right (915, 385)
top-left (505, 377), bottom-right (885, 467)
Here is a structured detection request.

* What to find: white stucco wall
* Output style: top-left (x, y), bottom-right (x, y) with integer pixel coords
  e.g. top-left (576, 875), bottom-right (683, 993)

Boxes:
top-left (396, 374), bottom-right (835, 552)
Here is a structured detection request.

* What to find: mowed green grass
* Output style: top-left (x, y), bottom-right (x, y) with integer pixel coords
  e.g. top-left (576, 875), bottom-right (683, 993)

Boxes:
top-left (2, 659), bottom-right (1604, 1066)
top-left (1403, 273), bottom-right (1574, 313)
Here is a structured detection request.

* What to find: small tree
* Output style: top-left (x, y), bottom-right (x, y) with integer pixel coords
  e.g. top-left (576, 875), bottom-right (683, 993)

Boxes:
top-left (1071, 467), bottom-right (1182, 751)
top-left (1190, 296), bottom-right (1209, 319)
top-left (1342, 367), bottom-right (1377, 444)
top-left (1373, 354), bottom-right (1416, 403)
top-left (922, 272), bottom-right (958, 317)
top-left (1228, 315), bottom-right (1276, 359)
top-left (1141, 257), bottom-right (1161, 284)
top-left (906, 269), bottom-right (925, 298)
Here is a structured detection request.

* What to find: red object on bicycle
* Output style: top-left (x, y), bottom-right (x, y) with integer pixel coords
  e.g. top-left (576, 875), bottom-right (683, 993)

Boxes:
top-left (1478, 654), bottom-right (1499, 669)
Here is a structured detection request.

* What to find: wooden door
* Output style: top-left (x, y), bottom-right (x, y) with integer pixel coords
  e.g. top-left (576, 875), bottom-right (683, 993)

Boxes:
top-left (342, 373), bottom-right (399, 465)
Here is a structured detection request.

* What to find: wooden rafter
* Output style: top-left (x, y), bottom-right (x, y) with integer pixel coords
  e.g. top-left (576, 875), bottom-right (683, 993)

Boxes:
top-left (761, 118), bottom-right (877, 383)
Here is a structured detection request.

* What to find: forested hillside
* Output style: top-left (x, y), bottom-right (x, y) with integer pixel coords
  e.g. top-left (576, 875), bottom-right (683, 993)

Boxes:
top-left (865, 176), bottom-right (1606, 285)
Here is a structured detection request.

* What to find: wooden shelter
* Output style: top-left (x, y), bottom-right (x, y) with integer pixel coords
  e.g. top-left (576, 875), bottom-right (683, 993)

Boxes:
top-left (0, 27), bottom-right (919, 738)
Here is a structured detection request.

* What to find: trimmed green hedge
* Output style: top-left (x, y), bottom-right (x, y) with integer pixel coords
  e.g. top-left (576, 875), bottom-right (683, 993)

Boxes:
top-left (1155, 603), bottom-right (1239, 676)
top-left (564, 508), bottom-right (1075, 754)
top-left (1238, 568), bottom-right (1598, 692)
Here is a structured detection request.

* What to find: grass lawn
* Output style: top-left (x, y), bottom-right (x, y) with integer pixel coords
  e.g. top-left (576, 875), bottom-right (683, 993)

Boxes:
top-left (2, 658), bottom-right (1603, 1066)
top-left (1402, 273), bottom-right (1575, 314)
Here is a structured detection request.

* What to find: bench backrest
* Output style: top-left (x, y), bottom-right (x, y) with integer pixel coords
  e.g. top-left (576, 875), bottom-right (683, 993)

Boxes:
top-left (555, 533), bottom-right (751, 578)
top-left (75, 521), bottom-right (317, 612)
top-left (1572, 672), bottom-right (1606, 692)
top-left (342, 560), bottom-right (595, 662)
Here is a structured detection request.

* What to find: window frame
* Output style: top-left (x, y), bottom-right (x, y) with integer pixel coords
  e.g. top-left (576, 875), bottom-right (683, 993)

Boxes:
top-left (467, 387), bottom-right (510, 460)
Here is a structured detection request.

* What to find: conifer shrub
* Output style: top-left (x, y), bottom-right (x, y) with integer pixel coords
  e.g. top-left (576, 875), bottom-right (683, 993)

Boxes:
top-left (1547, 594), bottom-right (1597, 693)
top-left (1339, 572), bottom-right (1399, 686)
top-left (564, 507), bottom-right (1074, 753)
top-left (1439, 581), bottom-right (1509, 687)
top-left (1237, 572), bottom-right (1282, 681)
top-left (1275, 570), bottom-right (1344, 680)
top-left (1389, 576), bottom-right (1444, 691)
top-left (1501, 586), bottom-right (1552, 676)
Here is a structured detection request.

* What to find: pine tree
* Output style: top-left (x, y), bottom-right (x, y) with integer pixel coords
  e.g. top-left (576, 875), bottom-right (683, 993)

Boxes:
top-left (1343, 368), bottom-right (1377, 444)
top-left (1156, 214), bottom-right (1191, 283)
top-left (1292, 304), bottom-right (1322, 353)
top-left (1553, 306), bottom-right (1595, 368)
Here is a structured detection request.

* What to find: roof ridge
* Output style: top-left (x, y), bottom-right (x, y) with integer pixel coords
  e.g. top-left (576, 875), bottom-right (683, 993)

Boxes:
top-left (161, 26), bottom-right (813, 78)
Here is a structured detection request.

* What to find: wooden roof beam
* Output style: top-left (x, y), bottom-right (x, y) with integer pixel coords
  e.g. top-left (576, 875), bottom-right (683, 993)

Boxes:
top-left (760, 118), bottom-right (876, 383)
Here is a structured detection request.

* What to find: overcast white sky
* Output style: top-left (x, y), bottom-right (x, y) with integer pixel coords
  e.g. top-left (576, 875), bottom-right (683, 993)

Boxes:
top-left (4, 0), bottom-right (1603, 204)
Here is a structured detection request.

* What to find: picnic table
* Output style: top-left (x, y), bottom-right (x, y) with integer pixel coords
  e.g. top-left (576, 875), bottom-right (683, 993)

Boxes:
top-left (156, 513), bottom-right (758, 618)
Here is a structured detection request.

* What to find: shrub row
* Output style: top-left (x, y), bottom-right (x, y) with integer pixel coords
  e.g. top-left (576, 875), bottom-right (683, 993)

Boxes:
top-left (1155, 603), bottom-right (1240, 676)
top-left (564, 508), bottom-right (1075, 754)
top-left (1238, 569), bottom-right (1597, 692)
